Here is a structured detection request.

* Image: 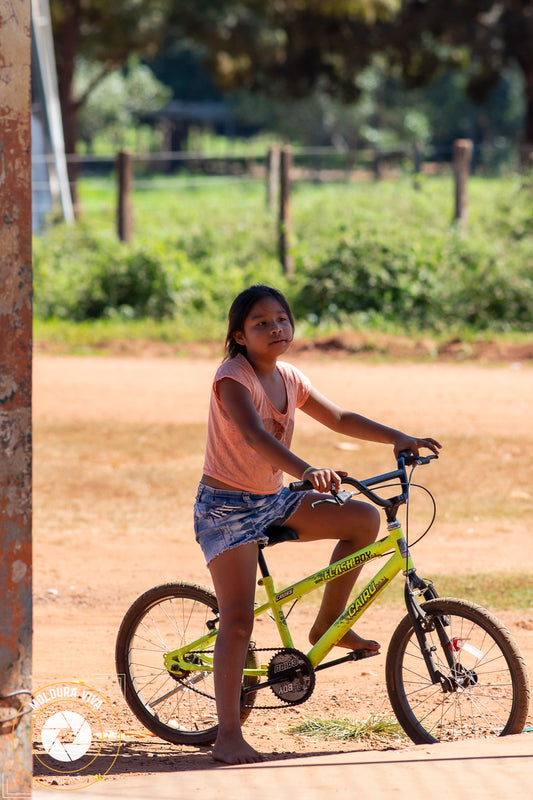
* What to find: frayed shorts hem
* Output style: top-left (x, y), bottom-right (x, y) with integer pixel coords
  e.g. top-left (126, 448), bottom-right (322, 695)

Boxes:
top-left (194, 483), bottom-right (306, 566)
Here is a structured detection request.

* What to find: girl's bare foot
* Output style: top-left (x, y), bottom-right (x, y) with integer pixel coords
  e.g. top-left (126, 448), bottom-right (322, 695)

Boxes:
top-left (212, 733), bottom-right (265, 765)
top-left (309, 625), bottom-right (380, 653)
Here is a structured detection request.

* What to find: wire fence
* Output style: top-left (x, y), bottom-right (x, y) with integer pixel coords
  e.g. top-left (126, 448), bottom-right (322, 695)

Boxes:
top-left (32, 139), bottom-right (528, 265)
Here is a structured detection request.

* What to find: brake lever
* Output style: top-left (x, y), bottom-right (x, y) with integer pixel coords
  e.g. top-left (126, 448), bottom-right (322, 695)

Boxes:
top-left (311, 489), bottom-right (353, 508)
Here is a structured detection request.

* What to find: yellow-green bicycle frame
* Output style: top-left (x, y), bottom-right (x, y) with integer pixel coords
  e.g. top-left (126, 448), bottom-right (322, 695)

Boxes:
top-left (164, 520), bottom-right (416, 678)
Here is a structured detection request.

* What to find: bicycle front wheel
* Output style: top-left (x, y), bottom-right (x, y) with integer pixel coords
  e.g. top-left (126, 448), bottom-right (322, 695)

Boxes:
top-left (115, 582), bottom-right (259, 746)
top-left (386, 597), bottom-right (530, 744)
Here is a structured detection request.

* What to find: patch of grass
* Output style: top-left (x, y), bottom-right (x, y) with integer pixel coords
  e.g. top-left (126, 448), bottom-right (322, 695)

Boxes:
top-left (288, 714), bottom-right (407, 743)
top-left (369, 573), bottom-right (533, 611)
top-left (430, 573), bottom-right (533, 611)
top-left (33, 317), bottom-right (226, 353)
top-left (259, 573), bottom-right (533, 613)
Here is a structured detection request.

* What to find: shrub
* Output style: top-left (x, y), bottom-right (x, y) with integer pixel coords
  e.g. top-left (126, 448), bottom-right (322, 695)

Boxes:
top-left (33, 176), bottom-right (533, 335)
top-left (33, 221), bottom-right (285, 325)
top-left (34, 225), bottom-right (185, 321)
top-left (293, 226), bottom-right (533, 333)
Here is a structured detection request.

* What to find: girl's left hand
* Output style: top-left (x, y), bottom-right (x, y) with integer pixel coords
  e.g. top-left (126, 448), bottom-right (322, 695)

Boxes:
top-left (393, 436), bottom-right (442, 459)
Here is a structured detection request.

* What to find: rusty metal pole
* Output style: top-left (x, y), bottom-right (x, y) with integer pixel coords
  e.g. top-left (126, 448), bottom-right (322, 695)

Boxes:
top-left (0, 0), bottom-right (33, 795)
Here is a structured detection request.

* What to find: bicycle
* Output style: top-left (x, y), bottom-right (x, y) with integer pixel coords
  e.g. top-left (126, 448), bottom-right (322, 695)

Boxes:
top-left (115, 453), bottom-right (530, 747)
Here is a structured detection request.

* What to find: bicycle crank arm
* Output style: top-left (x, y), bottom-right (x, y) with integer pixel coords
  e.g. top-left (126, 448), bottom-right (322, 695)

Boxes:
top-left (315, 649), bottom-right (380, 672)
top-left (242, 675), bottom-right (291, 695)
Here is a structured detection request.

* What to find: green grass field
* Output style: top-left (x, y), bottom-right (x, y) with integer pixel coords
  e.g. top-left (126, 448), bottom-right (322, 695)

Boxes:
top-left (34, 172), bottom-right (533, 344)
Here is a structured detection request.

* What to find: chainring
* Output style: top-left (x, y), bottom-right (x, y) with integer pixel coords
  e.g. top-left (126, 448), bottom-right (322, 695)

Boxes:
top-left (268, 648), bottom-right (315, 705)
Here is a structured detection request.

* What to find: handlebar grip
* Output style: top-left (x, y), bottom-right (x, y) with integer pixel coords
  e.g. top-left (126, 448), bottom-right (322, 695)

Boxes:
top-left (289, 480), bottom-right (313, 492)
top-left (398, 451), bottom-right (439, 467)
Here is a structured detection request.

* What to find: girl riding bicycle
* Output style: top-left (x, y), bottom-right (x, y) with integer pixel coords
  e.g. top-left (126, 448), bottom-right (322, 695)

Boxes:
top-left (194, 284), bottom-right (441, 764)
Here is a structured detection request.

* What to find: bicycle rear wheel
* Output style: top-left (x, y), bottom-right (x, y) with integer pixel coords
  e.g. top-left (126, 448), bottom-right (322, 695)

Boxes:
top-left (386, 597), bottom-right (530, 744)
top-left (115, 582), bottom-right (259, 746)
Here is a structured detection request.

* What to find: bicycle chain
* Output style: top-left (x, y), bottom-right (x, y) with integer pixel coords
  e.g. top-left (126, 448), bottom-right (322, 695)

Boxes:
top-left (173, 647), bottom-right (300, 710)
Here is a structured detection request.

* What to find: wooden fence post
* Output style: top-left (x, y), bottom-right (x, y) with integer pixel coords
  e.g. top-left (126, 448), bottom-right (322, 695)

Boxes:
top-left (373, 150), bottom-right (384, 180)
top-left (117, 149), bottom-right (134, 242)
top-left (453, 139), bottom-right (473, 225)
top-left (0, 0), bottom-right (33, 794)
top-left (412, 141), bottom-right (423, 175)
top-left (279, 145), bottom-right (294, 277)
top-left (519, 143), bottom-right (533, 170)
top-left (266, 145), bottom-right (280, 212)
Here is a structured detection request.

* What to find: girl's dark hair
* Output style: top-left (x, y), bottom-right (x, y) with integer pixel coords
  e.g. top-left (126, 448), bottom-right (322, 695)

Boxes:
top-left (224, 284), bottom-right (295, 360)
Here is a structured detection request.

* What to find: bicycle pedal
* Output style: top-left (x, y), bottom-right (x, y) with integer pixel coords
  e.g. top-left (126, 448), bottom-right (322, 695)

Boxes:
top-left (349, 648), bottom-right (380, 661)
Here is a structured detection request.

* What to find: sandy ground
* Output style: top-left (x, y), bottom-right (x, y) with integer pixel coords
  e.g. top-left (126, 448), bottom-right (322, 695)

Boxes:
top-left (30, 352), bottom-right (533, 793)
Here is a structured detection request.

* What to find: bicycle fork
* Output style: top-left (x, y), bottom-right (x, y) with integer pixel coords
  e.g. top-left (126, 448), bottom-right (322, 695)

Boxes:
top-left (403, 573), bottom-right (460, 693)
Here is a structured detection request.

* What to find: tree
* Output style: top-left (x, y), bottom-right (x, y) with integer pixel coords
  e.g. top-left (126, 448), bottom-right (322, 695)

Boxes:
top-left (50, 0), bottom-right (400, 208)
top-left (170, 0), bottom-right (532, 153)
top-left (51, 0), bottom-right (533, 210)
top-left (168, 0), bottom-right (398, 101)
top-left (77, 58), bottom-right (171, 150)
top-left (50, 0), bottom-right (174, 210)
top-left (375, 1), bottom-right (533, 157)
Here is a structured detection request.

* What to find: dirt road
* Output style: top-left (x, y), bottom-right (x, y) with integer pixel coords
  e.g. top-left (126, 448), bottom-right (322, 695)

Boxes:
top-left (31, 354), bottom-right (533, 795)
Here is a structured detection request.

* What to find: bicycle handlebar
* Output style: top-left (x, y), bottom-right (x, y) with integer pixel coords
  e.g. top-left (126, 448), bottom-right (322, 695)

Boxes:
top-left (289, 452), bottom-right (438, 509)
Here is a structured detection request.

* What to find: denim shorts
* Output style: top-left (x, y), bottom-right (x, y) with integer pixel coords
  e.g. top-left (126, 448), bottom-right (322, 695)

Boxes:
top-left (194, 483), bottom-right (307, 565)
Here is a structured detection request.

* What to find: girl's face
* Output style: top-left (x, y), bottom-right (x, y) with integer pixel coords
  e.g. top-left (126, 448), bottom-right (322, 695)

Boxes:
top-left (233, 296), bottom-right (294, 359)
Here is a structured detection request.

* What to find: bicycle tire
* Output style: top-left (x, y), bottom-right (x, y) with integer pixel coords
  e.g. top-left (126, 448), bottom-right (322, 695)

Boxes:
top-left (386, 597), bottom-right (530, 744)
top-left (115, 582), bottom-right (259, 746)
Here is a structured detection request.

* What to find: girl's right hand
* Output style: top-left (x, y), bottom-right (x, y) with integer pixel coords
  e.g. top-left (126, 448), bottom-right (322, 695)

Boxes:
top-left (301, 467), bottom-right (347, 493)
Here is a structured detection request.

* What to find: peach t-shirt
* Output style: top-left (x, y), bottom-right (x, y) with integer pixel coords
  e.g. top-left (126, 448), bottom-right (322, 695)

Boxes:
top-left (202, 354), bottom-right (311, 494)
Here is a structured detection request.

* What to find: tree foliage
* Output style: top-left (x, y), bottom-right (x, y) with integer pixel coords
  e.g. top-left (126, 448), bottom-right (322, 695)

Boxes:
top-left (50, 0), bottom-right (400, 204)
top-left (168, 0), bottom-right (390, 101)
top-left (378, 1), bottom-right (533, 145)
top-left (169, 0), bottom-right (532, 145)
top-left (49, 0), bottom-right (533, 183)
top-left (77, 58), bottom-right (171, 148)
top-left (50, 0), bottom-right (175, 206)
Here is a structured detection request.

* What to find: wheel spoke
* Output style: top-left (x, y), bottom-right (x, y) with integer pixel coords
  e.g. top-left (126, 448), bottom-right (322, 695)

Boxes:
top-left (116, 584), bottom-right (259, 745)
top-left (386, 598), bottom-right (529, 743)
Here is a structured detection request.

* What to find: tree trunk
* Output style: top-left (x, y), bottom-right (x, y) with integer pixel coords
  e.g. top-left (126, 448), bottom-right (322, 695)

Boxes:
top-left (52, 1), bottom-right (82, 215)
top-left (516, 55), bottom-right (533, 168)
top-left (521, 98), bottom-right (533, 168)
